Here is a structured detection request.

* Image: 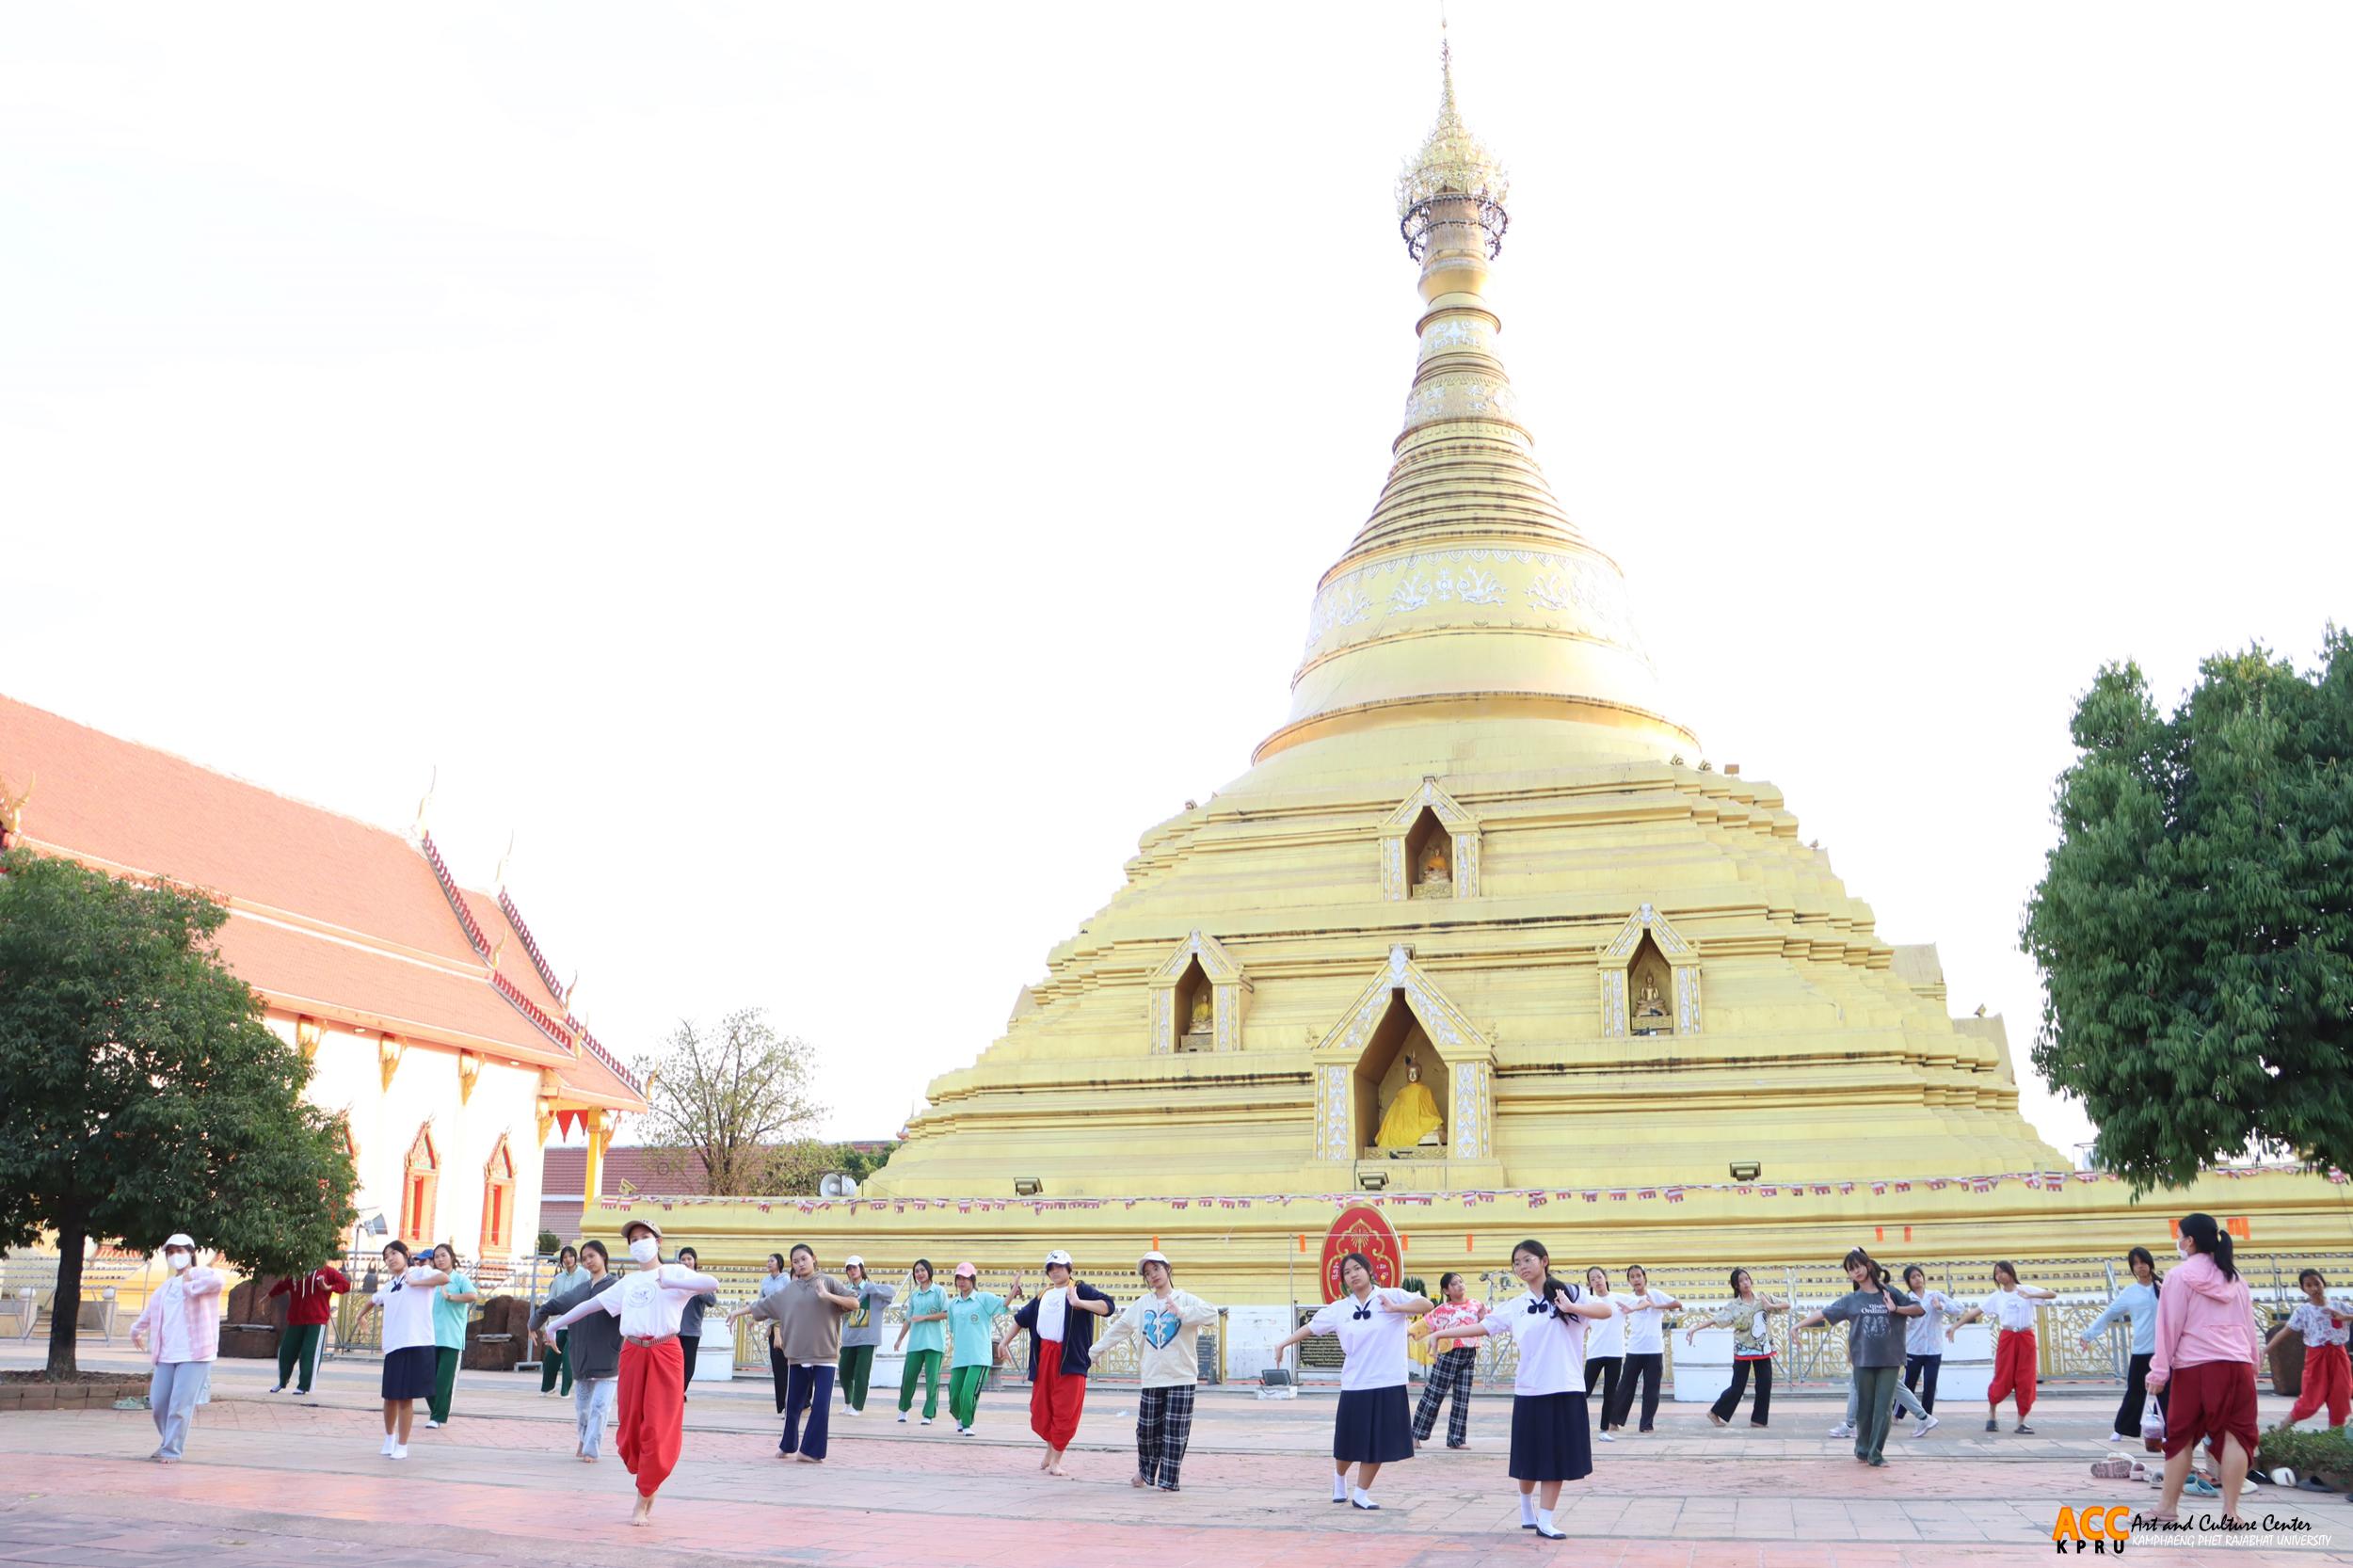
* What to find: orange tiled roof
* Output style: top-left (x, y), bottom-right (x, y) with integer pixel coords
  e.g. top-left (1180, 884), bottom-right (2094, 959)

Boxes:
top-left (0, 693), bottom-right (645, 1112)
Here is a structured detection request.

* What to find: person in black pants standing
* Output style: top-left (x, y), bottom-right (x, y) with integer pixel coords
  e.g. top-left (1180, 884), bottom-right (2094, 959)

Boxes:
top-left (1580, 1268), bottom-right (1624, 1441)
top-left (1604, 1265), bottom-right (1680, 1433)
top-left (1896, 1264), bottom-right (1963, 1421)
top-left (672, 1247), bottom-right (719, 1403)
top-left (755, 1253), bottom-right (790, 1413)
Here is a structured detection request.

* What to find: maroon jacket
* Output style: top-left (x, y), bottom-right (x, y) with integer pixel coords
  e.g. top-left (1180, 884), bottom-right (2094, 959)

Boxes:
top-left (268, 1266), bottom-right (351, 1326)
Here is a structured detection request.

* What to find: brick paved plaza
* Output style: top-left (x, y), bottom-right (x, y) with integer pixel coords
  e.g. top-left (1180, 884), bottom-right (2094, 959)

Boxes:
top-left (3, 1348), bottom-right (2346, 1567)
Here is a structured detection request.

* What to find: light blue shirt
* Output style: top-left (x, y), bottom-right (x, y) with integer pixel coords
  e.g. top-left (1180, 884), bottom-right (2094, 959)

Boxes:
top-left (2087, 1280), bottom-right (2159, 1357)
top-left (902, 1283), bottom-right (949, 1355)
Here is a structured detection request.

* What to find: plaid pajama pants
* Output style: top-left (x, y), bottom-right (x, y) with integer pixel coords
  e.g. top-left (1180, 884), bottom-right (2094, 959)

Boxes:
top-left (1135, 1384), bottom-right (1197, 1489)
top-left (1413, 1346), bottom-right (1478, 1446)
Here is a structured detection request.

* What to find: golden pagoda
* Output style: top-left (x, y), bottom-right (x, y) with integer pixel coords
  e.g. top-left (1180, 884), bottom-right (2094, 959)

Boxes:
top-left (867, 45), bottom-right (2062, 1202)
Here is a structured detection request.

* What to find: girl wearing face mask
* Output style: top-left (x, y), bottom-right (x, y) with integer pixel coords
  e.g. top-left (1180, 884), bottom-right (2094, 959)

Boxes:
top-left (128, 1233), bottom-right (224, 1464)
top-left (531, 1240), bottom-right (619, 1462)
top-left (1271, 1252), bottom-right (1432, 1512)
top-left (351, 1240), bottom-right (451, 1460)
top-left (541, 1219), bottom-right (722, 1525)
top-left (2146, 1213), bottom-right (2263, 1527)
top-left (1429, 1239), bottom-right (1616, 1540)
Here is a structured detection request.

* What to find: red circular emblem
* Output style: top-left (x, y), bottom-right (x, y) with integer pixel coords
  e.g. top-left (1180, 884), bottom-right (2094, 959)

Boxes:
top-left (1320, 1204), bottom-right (1405, 1303)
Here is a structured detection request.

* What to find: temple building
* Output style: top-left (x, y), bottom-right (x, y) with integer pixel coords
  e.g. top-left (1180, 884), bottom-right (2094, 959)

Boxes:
top-left (866, 49), bottom-right (2063, 1201)
top-left (0, 694), bottom-right (648, 1263)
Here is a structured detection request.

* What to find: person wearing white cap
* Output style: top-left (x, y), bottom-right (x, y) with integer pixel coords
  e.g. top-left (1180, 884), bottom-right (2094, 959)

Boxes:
top-left (542, 1217), bottom-right (722, 1525)
top-left (350, 1240), bottom-right (451, 1460)
top-left (1096, 1251), bottom-right (1220, 1491)
top-left (127, 1233), bottom-right (224, 1464)
top-left (942, 1263), bottom-right (1020, 1434)
top-left (836, 1256), bottom-right (897, 1416)
top-left (1012, 1249), bottom-right (1115, 1477)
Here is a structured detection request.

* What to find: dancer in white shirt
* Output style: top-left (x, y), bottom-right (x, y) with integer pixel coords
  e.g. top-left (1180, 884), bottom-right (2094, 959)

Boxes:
top-left (1604, 1264), bottom-right (1682, 1433)
top-left (1952, 1261), bottom-right (2057, 1432)
top-left (1431, 1239), bottom-right (1616, 1540)
top-left (543, 1218), bottom-right (722, 1525)
top-left (1580, 1267), bottom-right (1625, 1442)
top-left (1271, 1253), bottom-right (1431, 1512)
top-left (351, 1240), bottom-right (451, 1460)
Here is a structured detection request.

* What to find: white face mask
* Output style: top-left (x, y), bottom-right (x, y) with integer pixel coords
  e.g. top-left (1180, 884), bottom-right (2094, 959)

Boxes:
top-left (165, 1251), bottom-right (190, 1272)
top-left (629, 1238), bottom-right (660, 1265)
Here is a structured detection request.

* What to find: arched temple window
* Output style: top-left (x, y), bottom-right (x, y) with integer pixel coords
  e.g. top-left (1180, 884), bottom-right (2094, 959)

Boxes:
top-left (400, 1126), bottom-right (439, 1247)
top-left (480, 1135), bottom-right (517, 1255)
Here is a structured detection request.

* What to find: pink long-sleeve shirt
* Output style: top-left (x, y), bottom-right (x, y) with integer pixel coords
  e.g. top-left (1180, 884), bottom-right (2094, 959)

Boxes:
top-left (129, 1268), bottom-right (224, 1366)
top-left (2150, 1251), bottom-right (2260, 1382)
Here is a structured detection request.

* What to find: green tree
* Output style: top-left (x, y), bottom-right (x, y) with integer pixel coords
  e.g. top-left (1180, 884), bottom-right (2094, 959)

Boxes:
top-left (0, 852), bottom-right (358, 1377)
top-left (839, 1141), bottom-right (899, 1185)
top-left (632, 1008), bottom-right (824, 1195)
top-left (2021, 631), bottom-right (2353, 1190)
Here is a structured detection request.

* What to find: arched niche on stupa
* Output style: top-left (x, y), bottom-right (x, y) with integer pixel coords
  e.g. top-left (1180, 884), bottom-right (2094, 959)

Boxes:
top-left (1598, 903), bottom-right (1702, 1038)
top-left (1146, 930), bottom-right (1247, 1054)
top-left (1379, 777), bottom-right (1481, 901)
top-left (1309, 945), bottom-right (1496, 1163)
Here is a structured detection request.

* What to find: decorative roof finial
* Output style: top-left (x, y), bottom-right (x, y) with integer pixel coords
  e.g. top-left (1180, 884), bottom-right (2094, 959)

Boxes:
top-left (1397, 20), bottom-right (1509, 261)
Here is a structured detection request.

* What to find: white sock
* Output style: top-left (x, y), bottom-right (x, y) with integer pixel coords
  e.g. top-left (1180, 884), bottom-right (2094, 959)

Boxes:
top-left (1332, 1475), bottom-right (1349, 1501)
top-left (1352, 1487), bottom-right (1378, 1510)
top-left (1520, 1495), bottom-right (1539, 1524)
top-left (1537, 1509), bottom-right (1561, 1538)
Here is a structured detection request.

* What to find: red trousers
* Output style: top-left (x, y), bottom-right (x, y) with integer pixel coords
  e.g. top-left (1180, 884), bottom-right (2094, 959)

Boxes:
top-left (1989, 1328), bottom-right (2037, 1416)
top-left (2290, 1342), bottom-right (2351, 1428)
top-left (616, 1337), bottom-right (685, 1498)
top-left (1029, 1343), bottom-right (1086, 1449)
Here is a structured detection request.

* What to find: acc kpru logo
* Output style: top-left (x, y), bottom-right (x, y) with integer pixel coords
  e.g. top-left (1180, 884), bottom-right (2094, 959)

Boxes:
top-left (2052, 1505), bottom-right (2133, 1553)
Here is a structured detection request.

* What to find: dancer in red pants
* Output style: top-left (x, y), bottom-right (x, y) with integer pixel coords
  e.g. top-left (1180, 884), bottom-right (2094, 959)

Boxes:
top-left (1011, 1249), bottom-right (1114, 1477)
top-left (545, 1218), bottom-right (721, 1525)
top-left (2270, 1269), bottom-right (2352, 1430)
top-left (1955, 1261), bottom-right (2057, 1433)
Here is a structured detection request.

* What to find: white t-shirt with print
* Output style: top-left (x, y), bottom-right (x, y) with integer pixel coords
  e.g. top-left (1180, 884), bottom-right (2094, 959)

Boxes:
top-left (2290, 1300), bottom-right (2350, 1349)
top-left (1305, 1288), bottom-right (1415, 1391)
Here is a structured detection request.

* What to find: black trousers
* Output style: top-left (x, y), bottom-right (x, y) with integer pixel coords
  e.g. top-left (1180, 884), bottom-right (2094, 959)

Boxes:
top-left (770, 1341), bottom-right (790, 1414)
top-left (1607, 1352), bottom-right (1663, 1432)
top-left (1709, 1357), bottom-right (1772, 1426)
top-left (678, 1334), bottom-right (699, 1400)
top-left (1902, 1352), bottom-right (1941, 1414)
top-left (1584, 1353), bottom-right (1620, 1421)
top-left (2115, 1352), bottom-right (2154, 1436)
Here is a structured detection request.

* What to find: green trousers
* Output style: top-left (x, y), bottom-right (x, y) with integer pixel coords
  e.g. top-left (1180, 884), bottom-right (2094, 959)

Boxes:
top-left (539, 1328), bottom-right (571, 1395)
top-left (949, 1364), bottom-right (989, 1431)
top-left (429, 1347), bottom-right (460, 1423)
top-left (898, 1349), bottom-right (942, 1419)
top-left (839, 1343), bottom-right (876, 1411)
top-left (276, 1322), bottom-right (324, 1392)
top-left (1851, 1364), bottom-right (1900, 1464)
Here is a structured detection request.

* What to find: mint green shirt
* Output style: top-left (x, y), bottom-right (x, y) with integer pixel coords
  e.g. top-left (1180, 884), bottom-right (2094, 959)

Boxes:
top-left (433, 1272), bottom-right (475, 1351)
top-left (903, 1283), bottom-right (949, 1355)
top-left (946, 1290), bottom-right (1007, 1368)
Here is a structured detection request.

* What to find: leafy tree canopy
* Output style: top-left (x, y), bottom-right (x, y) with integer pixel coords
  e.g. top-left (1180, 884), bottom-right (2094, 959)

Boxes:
top-left (0, 851), bottom-right (358, 1375)
top-left (632, 1007), bottom-right (825, 1196)
top-left (2021, 630), bottom-right (2352, 1191)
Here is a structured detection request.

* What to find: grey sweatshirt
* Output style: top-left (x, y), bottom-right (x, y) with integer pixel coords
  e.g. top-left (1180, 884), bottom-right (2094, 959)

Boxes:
top-left (840, 1280), bottom-right (898, 1349)
top-left (531, 1272), bottom-right (621, 1380)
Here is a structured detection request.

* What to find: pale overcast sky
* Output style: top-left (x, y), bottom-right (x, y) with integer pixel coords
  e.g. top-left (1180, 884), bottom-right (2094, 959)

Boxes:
top-left (5, 5), bottom-right (2347, 1161)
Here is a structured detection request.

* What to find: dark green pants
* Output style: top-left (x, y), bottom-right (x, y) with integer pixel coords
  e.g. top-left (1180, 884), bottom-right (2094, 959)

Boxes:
top-left (898, 1349), bottom-right (942, 1418)
top-left (539, 1328), bottom-right (571, 1395)
top-left (949, 1364), bottom-right (989, 1430)
top-left (1851, 1364), bottom-right (1900, 1464)
top-left (276, 1322), bottom-right (324, 1392)
top-left (839, 1343), bottom-right (876, 1411)
top-left (429, 1346), bottom-right (460, 1423)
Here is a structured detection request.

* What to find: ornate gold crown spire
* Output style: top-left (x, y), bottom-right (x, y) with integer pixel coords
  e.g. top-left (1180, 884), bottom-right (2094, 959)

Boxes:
top-left (1255, 35), bottom-right (1695, 766)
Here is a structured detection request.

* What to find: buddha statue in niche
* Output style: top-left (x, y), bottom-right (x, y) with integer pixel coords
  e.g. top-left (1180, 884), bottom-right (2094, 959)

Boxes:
top-left (1632, 967), bottom-right (1672, 1034)
top-left (1183, 983), bottom-right (1214, 1047)
top-left (1374, 1052), bottom-right (1444, 1150)
top-left (1411, 833), bottom-right (1452, 897)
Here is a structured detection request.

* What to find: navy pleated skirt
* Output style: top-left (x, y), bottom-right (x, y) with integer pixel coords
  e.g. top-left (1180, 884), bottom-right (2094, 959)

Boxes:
top-left (1509, 1389), bottom-right (1593, 1482)
top-left (1333, 1384), bottom-right (1416, 1464)
top-left (381, 1344), bottom-right (437, 1400)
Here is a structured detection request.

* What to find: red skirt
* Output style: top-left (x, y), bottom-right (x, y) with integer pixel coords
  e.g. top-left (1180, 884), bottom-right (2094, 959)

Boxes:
top-left (2161, 1358), bottom-right (2257, 1460)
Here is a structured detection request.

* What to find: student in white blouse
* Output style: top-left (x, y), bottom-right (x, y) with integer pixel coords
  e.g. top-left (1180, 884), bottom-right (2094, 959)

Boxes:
top-left (1580, 1267), bottom-right (1625, 1441)
top-left (1272, 1253), bottom-right (1432, 1512)
top-left (544, 1218), bottom-right (722, 1526)
top-left (1432, 1239), bottom-right (1617, 1540)
top-left (350, 1240), bottom-right (451, 1461)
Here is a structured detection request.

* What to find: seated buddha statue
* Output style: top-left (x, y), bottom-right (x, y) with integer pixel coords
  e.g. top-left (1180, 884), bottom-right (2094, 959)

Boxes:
top-left (1374, 1053), bottom-right (1445, 1150)
top-left (1411, 835), bottom-right (1452, 897)
top-left (1181, 984), bottom-right (1214, 1049)
top-left (1632, 972), bottom-right (1671, 1033)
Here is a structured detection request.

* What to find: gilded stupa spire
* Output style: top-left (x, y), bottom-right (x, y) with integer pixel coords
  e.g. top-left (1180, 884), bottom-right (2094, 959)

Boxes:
top-left (1257, 35), bottom-right (1696, 765)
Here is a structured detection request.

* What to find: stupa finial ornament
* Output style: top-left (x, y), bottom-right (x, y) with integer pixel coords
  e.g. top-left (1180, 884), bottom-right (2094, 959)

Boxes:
top-left (1397, 24), bottom-right (1509, 261)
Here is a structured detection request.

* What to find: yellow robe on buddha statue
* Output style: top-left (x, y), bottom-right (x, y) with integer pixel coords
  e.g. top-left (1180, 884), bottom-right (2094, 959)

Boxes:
top-left (1375, 1080), bottom-right (1444, 1149)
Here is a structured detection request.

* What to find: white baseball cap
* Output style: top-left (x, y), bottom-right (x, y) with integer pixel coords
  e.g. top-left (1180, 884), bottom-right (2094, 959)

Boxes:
top-left (1137, 1251), bottom-right (1170, 1273)
top-left (844, 1255), bottom-right (866, 1270)
top-left (1045, 1249), bottom-right (1074, 1269)
top-left (163, 1234), bottom-right (196, 1251)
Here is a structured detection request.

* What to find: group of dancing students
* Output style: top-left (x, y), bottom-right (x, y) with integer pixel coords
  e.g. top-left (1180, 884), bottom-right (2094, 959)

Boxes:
top-left (126, 1209), bottom-right (2350, 1534)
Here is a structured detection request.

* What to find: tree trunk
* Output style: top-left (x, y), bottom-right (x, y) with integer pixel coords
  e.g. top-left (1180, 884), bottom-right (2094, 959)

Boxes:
top-left (46, 1217), bottom-right (85, 1381)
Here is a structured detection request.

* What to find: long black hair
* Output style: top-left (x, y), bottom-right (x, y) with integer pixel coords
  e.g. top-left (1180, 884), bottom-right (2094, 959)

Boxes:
top-left (2177, 1213), bottom-right (2237, 1281)
top-left (1337, 1251), bottom-right (1379, 1291)
top-left (2126, 1245), bottom-right (2160, 1294)
top-left (1514, 1238), bottom-right (1574, 1312)
top-left (1842, 1247), bottom-right (1890, 1288)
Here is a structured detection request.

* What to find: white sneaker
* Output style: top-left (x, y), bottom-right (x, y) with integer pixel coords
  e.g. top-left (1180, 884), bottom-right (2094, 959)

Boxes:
top-left (424, 1419), bottom-right (442, 1430)
top-left (1914, 1415), bottom-right (1939, 1435)
top-left (2108, 1431), bottom-right (2125, 1442)
top-left (897, 1413), bottom-right (909, 1423)
top-left (921, 1417), bottom-right (934, 1426)
top-left (1828, 1423), bottom-right (1854, 1439)
top-left (1598, 1431), bottom-right (1615, 1442)
top-left (389, 1444), bottom-right (408, 1461)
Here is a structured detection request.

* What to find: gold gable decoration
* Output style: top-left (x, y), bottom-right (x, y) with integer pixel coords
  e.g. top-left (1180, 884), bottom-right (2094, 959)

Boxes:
top-left (1378, 776), bottom-right (1481, 902)
top-left (1310, 945), bottom-right (1498, 1172)
top-left (1146, 930), bottom-right (1248, 1055)
top-left (1598, 902), bottom-right (1702, 1038)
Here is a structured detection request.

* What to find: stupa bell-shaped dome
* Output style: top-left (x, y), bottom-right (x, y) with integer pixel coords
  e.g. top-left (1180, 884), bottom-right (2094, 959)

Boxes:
top-left (1256, 41), bottom-right (1694, 767)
